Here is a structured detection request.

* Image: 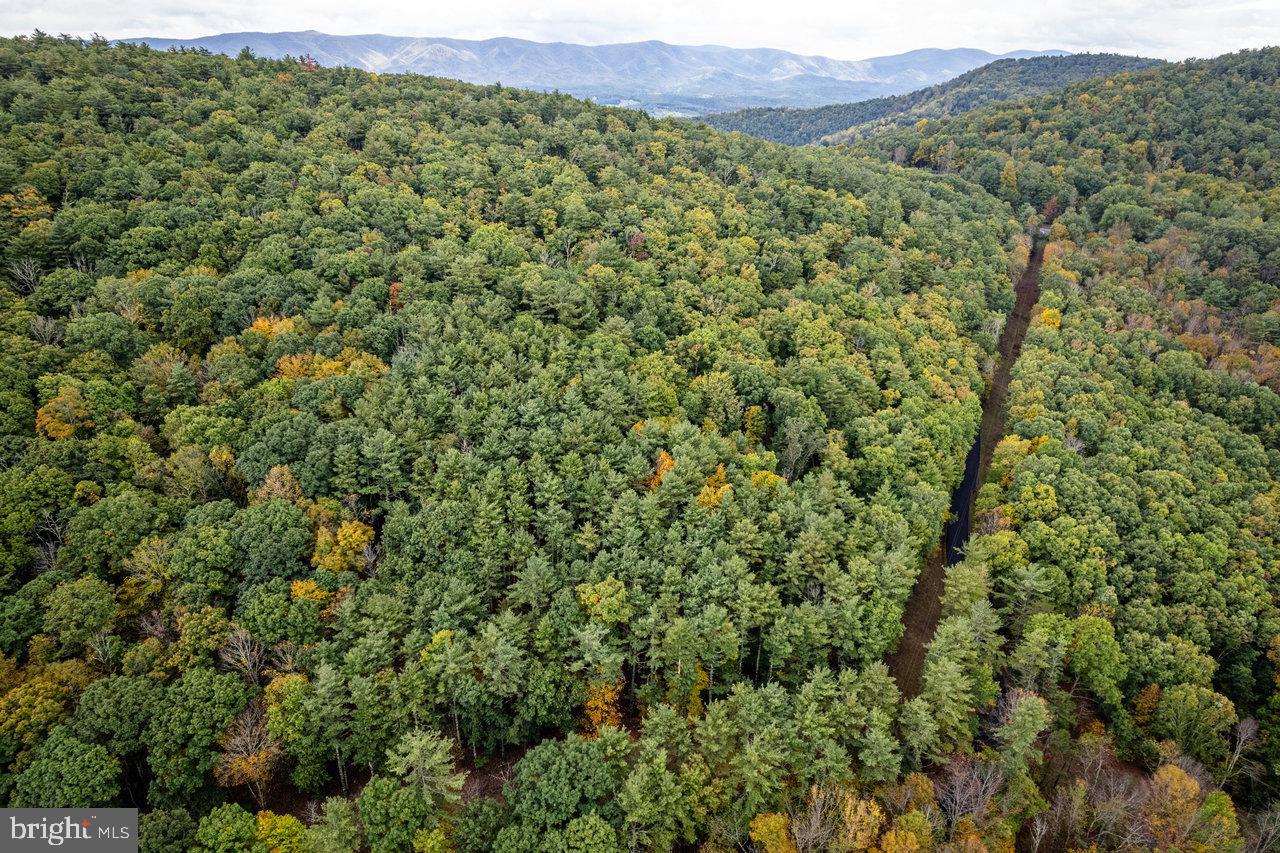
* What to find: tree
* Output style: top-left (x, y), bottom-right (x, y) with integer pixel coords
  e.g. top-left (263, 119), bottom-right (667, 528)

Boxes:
top-left (563, 813), bottom-right (622, 853)
top-left (919, 654), bottom-right (976, 757)
top-left (7, 34), bottom-right (1278, 850)
top-left (214, 699), bottom-right (281, 808)
top-left (996, 689), bottom-right (1050, 773)
top-left (504, 732), bottom-right (628, 835)
top-left (303, 798), bottom-right (363, 853)
top-left (358, 775), bottom-right (430, 853)
top-left (1153, 684), bottom-right (1237, 769)
top-left (749, 812), bottom-right (797, 853)
top-left (194, 803), bottom-right (265, 853)
top-left (857, 710), bottom-right (902, 784)
top-left (453, 799), bottom-right (509, 853)
top-left (1068, 615), bottom-right (1127, 709)
top-left (999, 159), bottom-right (1019, 198)
top-left (898, 696), bottom-right (939, 769)
top-left (1143, 764), bottom-right (1205, 848)
top-left (229, 500), bottom-right (313, 585)
top-left (265, 673), bottom-right (329, 792)
top-left (71, 674), bottom-right (162, 756)
top-left (12, 725), bottom-right (120, 806)
top-left (618, 740), bottom-right (696, 851)
top-left (386, 729), bottom-right (465, 818)
top-left (42, 576), bottom-right (118, 655)
top-left (144, 668), bottom-right (250, 805)
top-left (139, 808), bottom-right (197, 853)
top-left (255, 812), bottom-right (307, 853)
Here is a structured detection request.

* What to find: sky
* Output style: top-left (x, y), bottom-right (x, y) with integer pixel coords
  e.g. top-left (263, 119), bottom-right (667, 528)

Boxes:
top-left (3, 0), bottom-right (1277, 61)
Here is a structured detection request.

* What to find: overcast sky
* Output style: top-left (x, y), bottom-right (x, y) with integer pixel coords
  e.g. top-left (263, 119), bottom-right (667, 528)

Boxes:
top-left (3, 0), bottom-right (1276, 61)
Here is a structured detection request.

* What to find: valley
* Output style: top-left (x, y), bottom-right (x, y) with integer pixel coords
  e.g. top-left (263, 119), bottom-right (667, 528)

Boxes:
top-left (889, 235), bottom-right (1045, 700)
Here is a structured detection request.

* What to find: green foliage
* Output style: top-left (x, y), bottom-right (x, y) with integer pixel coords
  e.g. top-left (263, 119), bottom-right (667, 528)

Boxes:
top-left (1068, 615), bottom-right (1128, 710)
top-left (0, 31), bottom-right (1274, 848)
top-left (11, 725), bottom-right (119, 806)
top-left (563, 813), bottom-right (623, 852)
top-left (194, 803), bottom-right (265, 853)
top-left (302, 798), bottom-right (363, 853)
top-left (139, 808), bottom-right (197, 853)
top-left (228, 499), bottom-right (312, 585)
top-left (1153, 684), bottom-right (1237, 768)
top-left (358, 775), bottom-right (431, 853)
top-left (880, 46), bottom-right (1280, 823)
top-left (0, 466), bottom-right (72, 591)
top-left (42, 575), bottom-right (117, 654)
top-left (386, 729), bottom-right (465, 818)
top-left (70, 675), bottom-right (162, 755)
top-left (453, 798), bottom-right (509, 853)
top-left (143, 668), bottom-right (251, 806)
top-left (0, 31), bottom-right (1024, 827)
top-left (504, 732), bottom-right (629, 835)
top-left (864, 48), bottom-right (1280, 391)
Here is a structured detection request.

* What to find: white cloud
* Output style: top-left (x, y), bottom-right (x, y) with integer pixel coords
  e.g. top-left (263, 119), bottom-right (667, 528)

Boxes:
top-left (2, 0), bottom-right (1276, 61)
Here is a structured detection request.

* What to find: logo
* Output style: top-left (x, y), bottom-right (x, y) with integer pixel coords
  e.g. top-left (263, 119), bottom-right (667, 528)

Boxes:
top-left (2, 810), bottom-right (137, 851)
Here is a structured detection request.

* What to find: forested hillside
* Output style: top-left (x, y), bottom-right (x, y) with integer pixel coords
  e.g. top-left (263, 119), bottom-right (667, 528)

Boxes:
top-left (2, 31), bottom-right (1279, 852)
top-left (863, 47), bottom-right (1280, 391)
top-left (703, 53), bottom-right (1162, 146)
top-left (859, 45), bottom-right (1280, 844)
top-left (0, 33), bottom-right (1027, 850)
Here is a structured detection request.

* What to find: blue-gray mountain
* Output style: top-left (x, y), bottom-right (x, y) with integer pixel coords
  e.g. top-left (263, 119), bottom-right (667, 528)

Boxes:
top-left (122, 30), bottom-right (1066, 115)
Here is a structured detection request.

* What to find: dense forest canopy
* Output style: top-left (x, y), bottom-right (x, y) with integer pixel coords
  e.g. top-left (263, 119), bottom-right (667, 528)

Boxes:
top-left (2, 31), bottom-right (1280, 852)
top-left (858, 47), bottom-right (1280, 393)
top-left (862, 44), bottom-right (1280, 848)
top-left (702, 53), bottom-right (1164, 147)
top-left (0, 33), bottom-right (1026, 851)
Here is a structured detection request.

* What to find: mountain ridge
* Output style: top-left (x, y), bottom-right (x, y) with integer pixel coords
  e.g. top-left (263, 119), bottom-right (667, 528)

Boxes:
top-left (703, 52), bottom-right (1164, 145)
top-left (121, 30), bottom-right (1067, 115)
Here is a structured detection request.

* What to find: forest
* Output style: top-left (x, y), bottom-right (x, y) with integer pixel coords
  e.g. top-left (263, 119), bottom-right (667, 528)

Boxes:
top-left (859, 48), bottom-right (1280, 393)
top-left (702, 54), bottom-right (1163, 147)
top-left (0, 31), bottom-right (1279, 852)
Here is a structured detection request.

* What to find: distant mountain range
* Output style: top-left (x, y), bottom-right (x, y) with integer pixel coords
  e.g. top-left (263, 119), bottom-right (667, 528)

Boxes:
top-left (122, 31), bottom-right (1068, 115)
top-left (704, 53), bottom-right (1164, 145)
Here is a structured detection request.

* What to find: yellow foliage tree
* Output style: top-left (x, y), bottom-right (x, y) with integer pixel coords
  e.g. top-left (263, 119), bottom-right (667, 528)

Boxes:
top-left (290, 579), bottom-right (330, 605)
top-left (903, 773), bottom-right (938, 810)
top-left (251, 465), bottom-right (304, 505)
top-left (749, 813), bottom-right (797, 853)
top-left (1037, 307), bottom-right (1062, 329)
top-left (575, 576), bottom-right (632, 624)
top-left (313, 520), bottom-right (375, 573)
top-left (1143, 764), bottom-right (1200, 847)
top-left (255, 811), bottom-right (307, 853)
top-left (35, 385), bottom-right (92, 440)
top-left (836, 790), bottom-right (884, 851)
top-left (647, 449), bottom-right (675, 490)
top-left (696, 464), bottom-right (731, 509)
top-left (582, 678), bottom-right (623, 738)
top-left (750, 469), bottom-right (787, 492)
top-left (249, 315), bottom-right (297, 339)
top-left (745, 405), bottom-right (767, 445)
top-left (999, 159), bottom-right (1019, 193)
top-left (879, 829), bottom-right (923, 853)
top-left (1133, 684), bottom-right (1162, 726)
top-left (1, 187), bottom-right (53, 221)
top-left (215, 702), bottom-right (281, 808)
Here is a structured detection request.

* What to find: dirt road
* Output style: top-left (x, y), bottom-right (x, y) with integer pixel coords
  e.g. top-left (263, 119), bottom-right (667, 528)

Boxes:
top-left (886, 239), bottom-right (1045, 698)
